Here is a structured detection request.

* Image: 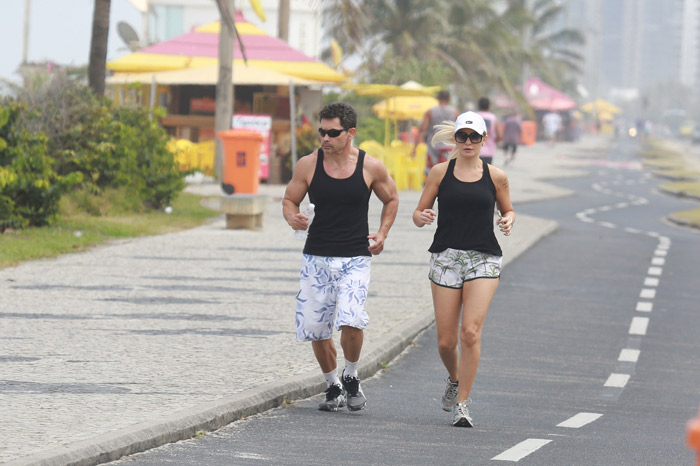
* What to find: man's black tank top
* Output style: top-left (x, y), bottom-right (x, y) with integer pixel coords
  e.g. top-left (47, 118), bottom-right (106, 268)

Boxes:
top-left (428, 159), bottom-right (502, 256)
top-left (304, 148), bottom-right (371, 257)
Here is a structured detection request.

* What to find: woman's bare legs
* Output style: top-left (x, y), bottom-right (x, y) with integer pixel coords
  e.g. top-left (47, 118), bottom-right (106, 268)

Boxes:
top-left (456, 278), bottom-right (499, 401)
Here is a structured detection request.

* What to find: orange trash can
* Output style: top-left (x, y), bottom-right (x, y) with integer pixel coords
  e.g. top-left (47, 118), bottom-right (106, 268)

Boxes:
top-left (217, 129), bottom-right (264, 195)
top-left (521, 121), bottom-right (537, 146)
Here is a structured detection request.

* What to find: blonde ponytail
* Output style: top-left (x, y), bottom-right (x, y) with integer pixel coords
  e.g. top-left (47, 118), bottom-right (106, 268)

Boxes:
top-left (430, 120), bottom-right (460, 160)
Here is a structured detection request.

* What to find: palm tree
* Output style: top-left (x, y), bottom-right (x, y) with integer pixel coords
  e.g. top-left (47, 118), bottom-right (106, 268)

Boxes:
top-left (88, 0), bottom-right (111, 96)
top-left (517, 0), bottom-right (585, 92)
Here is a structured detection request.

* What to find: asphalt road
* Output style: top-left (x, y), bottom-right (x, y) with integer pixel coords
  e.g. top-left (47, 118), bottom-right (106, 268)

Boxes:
top-left (110, 138), bottom-right (700, 465)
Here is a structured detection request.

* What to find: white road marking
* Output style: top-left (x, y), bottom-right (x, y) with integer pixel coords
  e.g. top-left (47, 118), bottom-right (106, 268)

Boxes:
top-left (604, 373), bottom-right (631, 387)
top-left (639, 288), bottom-right (656, 299)
top-left (644, 277), bottom-right (659, 287)
top-left (625, 227), bottom-right (641, 234)
top-left (557, 412), bottom-right (603, 428)
top-left (629, 316), bottom-right (649, 335)
top-left (619, 349), bottom-right (640, 362)
top-left (492, 439), bottom-right (552, 462)
top-left (648, 267), bottom-right (663, 276)
top-left (651, 257), bottom-right (665, 266)
top-left (636, 301), bottom-right (653, 312)
top-left (654, 249), bottom-right (667, 257)
top-left (599, 221), bottom-right (616, 229)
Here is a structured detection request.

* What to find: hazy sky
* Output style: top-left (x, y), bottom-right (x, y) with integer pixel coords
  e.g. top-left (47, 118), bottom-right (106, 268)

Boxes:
top-left (0, 0), bottom-right (142, 82)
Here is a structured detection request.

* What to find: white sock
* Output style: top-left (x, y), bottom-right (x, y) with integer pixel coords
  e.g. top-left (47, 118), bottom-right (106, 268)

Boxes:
top-left (323, 368), bottom-right (340, 387)
top-left (344, 358), bottom-right (359, 379)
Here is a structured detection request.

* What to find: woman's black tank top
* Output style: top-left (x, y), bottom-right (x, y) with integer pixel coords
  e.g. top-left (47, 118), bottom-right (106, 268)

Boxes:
top-left (428, 159), bottom-right (502, 256)
top-left (304, 148), bottom-right (371, 257)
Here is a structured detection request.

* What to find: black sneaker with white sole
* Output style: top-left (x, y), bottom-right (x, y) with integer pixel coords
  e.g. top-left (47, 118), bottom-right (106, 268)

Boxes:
top-left (318, 383), bottom-right (346, 412)
top-left (341, 370), bottom-right (367, 411)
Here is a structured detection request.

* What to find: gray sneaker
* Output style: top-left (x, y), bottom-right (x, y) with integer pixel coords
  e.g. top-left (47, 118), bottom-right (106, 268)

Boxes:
top-left (318, 383), bottom-right (346, 412)
top-left (442, 378), bottom-right (459, 411)
top-left (452, 400), bottom-right (474, 427)
top-left (341, 370), bottom-right (367, 411)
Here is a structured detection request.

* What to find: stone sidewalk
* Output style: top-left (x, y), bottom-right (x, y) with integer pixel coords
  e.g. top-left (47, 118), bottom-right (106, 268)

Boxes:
top-left (0, 137), bottom-right (604, 466)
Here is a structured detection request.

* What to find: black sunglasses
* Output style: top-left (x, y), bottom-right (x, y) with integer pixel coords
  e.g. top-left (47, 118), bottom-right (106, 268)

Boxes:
top-left (455, 131), bottom-right (484, 144)
top-left (318, 128), bottom-right (347, 138)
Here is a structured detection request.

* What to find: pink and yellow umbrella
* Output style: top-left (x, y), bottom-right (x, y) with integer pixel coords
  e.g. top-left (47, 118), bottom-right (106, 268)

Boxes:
top-left (107, 11), bottom-right (345, 84)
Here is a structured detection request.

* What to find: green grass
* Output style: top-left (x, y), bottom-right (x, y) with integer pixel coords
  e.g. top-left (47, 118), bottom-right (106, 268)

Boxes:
top-left (0, 192), bottom-right (219, 269)
top-left (653, 169), bottom-right (700, 181)
top-left (668, 206), bottom-right (700, 227)
top-left (659, 181), bottom-right (700, 197)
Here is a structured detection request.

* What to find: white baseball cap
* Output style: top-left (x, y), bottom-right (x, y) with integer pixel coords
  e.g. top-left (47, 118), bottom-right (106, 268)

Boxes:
top-left (454, 111), bottom-right (487, 136)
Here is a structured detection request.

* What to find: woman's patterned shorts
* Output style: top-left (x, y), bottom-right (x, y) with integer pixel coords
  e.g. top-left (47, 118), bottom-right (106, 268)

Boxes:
top-left (429, 248), bottom-right (502, 289)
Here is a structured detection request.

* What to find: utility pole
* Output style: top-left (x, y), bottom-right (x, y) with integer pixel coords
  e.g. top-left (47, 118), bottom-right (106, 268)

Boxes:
top-left (278, 0), bottom-right (290, 42)
top-left (22, 0), bottom-right (31, 73)
top-left (214, 0), bottom-right (236, 182)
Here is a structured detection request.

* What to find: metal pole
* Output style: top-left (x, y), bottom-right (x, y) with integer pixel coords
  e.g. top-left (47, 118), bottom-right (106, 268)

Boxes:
top-left (149, 74), bottom-right (156, 119)
top-left (289, 80), bottom-right (298, 170)
top-left (22, 0), bottom-right (31, 64)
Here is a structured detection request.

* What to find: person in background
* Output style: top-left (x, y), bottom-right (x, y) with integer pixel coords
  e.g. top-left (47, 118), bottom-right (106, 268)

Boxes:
top-left (501, 112), bottom-right (522, 166)
top-left (542, 110), bottom-right (562, 147)
top-left (476, 97), bottom-right (502, 165)
top-left (413, 111), bottom-right (514, 427)
top-left (412, 90), bottom-right (459, 175)
top-left (283, 102), bottom-right (399, 413)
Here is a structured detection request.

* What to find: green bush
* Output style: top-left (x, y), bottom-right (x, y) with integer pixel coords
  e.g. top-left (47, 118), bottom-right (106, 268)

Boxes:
top-left (15, 72), bottom-right (184, 211)
top-left (0, 102), bottom-right (81, 231)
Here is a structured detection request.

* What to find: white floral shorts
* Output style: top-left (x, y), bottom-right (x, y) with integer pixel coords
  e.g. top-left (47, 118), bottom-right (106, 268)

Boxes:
top-left (295, 255), bottom-right (371, 342)
top-left (429, 248), bottom-right (502, 289)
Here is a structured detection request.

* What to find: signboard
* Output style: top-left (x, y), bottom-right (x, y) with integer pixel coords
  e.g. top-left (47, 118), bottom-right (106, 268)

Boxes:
top-left (232, 114), bottom-right (272, 180)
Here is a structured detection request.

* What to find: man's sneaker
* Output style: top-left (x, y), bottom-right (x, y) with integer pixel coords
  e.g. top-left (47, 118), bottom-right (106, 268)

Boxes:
top-left (341, 370), bottom-right (367, 411)
top-left (318, 383), bottom-right (346, 412)
top-left (441, 378), bottom-right (459, 412)
top-left (452, 399), bottom-right (474, 427)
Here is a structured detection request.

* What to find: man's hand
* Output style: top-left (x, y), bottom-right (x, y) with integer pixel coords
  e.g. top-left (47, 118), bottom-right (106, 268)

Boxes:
top-left (367, 232), bottom-right (386, 255)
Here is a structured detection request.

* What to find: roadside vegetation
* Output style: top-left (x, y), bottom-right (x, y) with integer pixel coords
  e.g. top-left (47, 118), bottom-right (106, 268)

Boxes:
top-left (1, 72), bottom-right (218, 269)
top-left (640, 139), bottom-right (700, 229)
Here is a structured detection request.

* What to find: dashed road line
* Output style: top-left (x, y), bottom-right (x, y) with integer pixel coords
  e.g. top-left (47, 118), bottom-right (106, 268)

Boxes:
top-left (636, 301), bottom-right (653, 312)
top-left (618, 348), bottom-right (640, 362)
top-left (629, 316), bottom-right (649, 335)
top-left (644, 277), bottom-right (659, 287)
top-left (491, 439), bottom-right (552, 462)
top-left (557, 412), bottom-right (603, 428)
top-left (604, 373), bottom-right (631, 387)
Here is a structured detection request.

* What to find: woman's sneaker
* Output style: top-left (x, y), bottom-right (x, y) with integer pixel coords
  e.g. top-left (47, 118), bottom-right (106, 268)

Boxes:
top-left (341, 370), bottom-right (367, 411)
top-left (442, 378), bottom-right (459, 411)
top-left (452, 400), bottom-right (474, 427)
top-left (318, 383), bottom-right (346, 412)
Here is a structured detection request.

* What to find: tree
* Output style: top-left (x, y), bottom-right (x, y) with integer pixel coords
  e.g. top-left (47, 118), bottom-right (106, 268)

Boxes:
top-left (88, 0), bottom-right (111, 96)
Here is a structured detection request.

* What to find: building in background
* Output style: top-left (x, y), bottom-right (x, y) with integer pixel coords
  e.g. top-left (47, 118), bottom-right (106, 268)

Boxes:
top-left (561, 0), bottom-right (700, 109)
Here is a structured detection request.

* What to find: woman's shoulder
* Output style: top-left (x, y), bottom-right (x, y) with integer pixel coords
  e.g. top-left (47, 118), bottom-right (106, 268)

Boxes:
top-left (487, 163), bottom-right (508, 186)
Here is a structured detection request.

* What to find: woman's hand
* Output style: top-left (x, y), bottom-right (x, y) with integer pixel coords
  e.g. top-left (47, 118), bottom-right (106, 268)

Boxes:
top-left (415, 209), bottom-right (437, 227)
top-left (497, 213), bottom-right (514, 236)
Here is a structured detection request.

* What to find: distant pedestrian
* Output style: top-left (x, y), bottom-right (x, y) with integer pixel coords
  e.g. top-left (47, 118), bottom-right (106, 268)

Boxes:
top-left (501, 112), bottom-right (522, 166)
top-left (542, 110), bottom-right (562, 147)
top-left (283, 102), bottom-right (399, 412)
top-left (412, 111), bottom-right (515, 427)
top-left (476, 97), bottom-right (502, 165)
top-left (412, 90), bottom-right (459, 175)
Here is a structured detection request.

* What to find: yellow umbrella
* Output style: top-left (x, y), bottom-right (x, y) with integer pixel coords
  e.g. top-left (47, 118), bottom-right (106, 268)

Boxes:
top-left (344, 81), bottom-right (441, 145)
top-left (581, 98), bottom-right (622, 115)
top-left (372, 95), bottom-right (439, 120)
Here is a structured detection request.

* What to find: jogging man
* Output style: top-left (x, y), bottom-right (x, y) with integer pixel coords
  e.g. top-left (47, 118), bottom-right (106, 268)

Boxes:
top-left (283, 102), bottom-right (399, 411)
